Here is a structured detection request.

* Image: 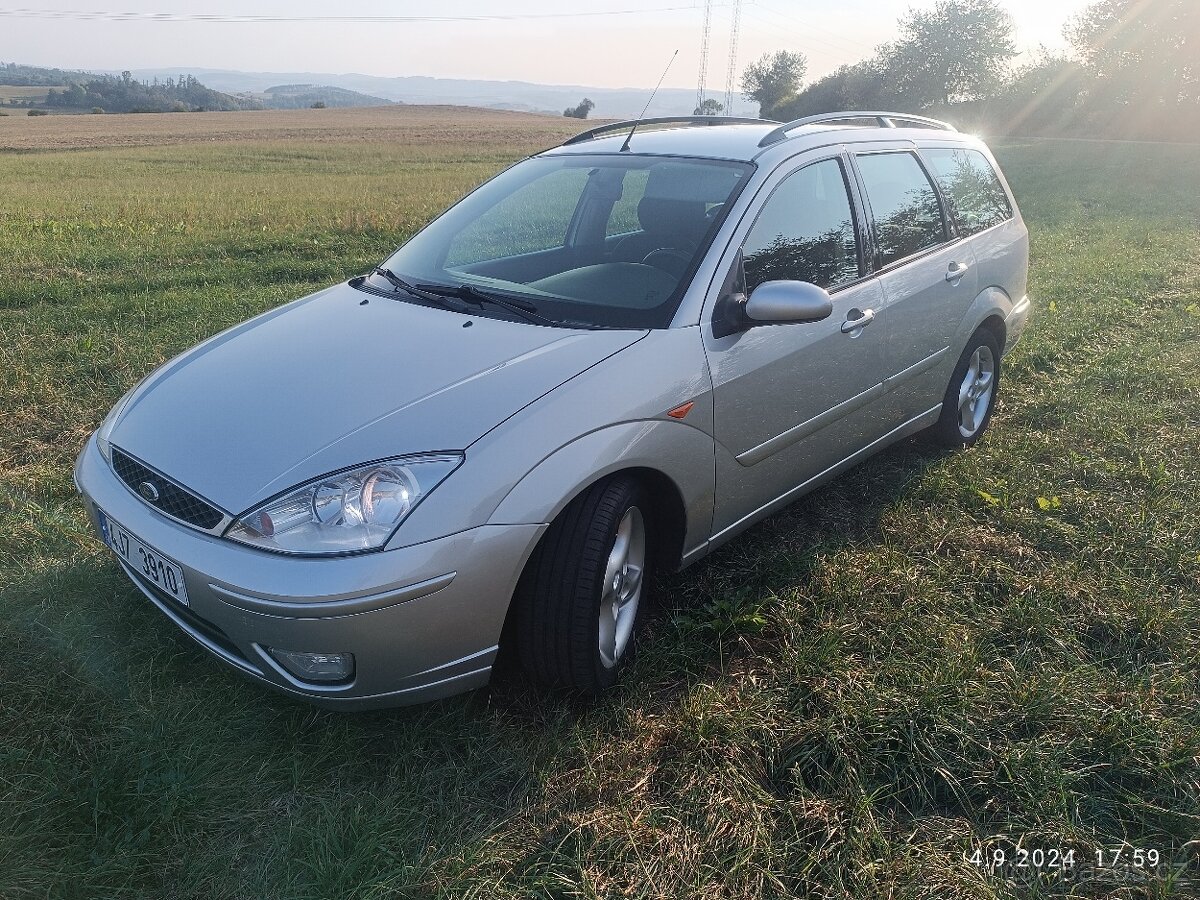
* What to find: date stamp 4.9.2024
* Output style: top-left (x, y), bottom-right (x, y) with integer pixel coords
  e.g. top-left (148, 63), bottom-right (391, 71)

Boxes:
top-left (965, 842), bottom-right (1193, 888)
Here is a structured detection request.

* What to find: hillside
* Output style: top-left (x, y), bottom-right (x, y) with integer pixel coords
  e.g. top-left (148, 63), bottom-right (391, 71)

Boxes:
top-left (259, 84), bottom-right (394, 109)
top-left (0, 61), bottom-right (91, 86)
top-left (5, 62), bottom-right (714, 118)
top-left (1, 65), bottom-right (261, 113)
top-left (126, 67), bottom-right (714, 117)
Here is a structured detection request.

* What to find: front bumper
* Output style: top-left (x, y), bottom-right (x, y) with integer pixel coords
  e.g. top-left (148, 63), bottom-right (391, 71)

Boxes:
top-left (74, 435), bottom-right (544, 709)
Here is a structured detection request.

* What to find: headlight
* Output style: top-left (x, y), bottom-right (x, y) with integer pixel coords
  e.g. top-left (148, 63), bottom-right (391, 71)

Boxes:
top-left (224, 454), bottom-right (463, 555)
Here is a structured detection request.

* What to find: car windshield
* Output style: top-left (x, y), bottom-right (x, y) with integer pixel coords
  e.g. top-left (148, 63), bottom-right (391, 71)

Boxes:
top-left (378, 154), bottom-right (753, 329)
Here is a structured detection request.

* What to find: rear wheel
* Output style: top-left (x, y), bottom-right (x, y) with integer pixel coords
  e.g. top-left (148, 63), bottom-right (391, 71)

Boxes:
top-left (511, 475), bottom-right (650, 692)
top-left (928, 329), bottom-right (1001, 448)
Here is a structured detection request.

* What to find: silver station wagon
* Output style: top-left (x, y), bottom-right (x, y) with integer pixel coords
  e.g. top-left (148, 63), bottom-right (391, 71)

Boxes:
top-left (75, 111), bottom-right (1031, 707)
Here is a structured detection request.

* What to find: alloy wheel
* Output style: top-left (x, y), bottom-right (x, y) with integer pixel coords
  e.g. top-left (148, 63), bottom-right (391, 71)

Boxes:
top-left (598, 506), bottom-right (645, 669)
top-left (958, 344), bottom-right (996, 438)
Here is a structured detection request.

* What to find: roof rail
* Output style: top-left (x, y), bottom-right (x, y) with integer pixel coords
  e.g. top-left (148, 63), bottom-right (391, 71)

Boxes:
top-left (758, 111), bottom-right (957, 147)
top-left (563, 115), bottom-right (779, 146)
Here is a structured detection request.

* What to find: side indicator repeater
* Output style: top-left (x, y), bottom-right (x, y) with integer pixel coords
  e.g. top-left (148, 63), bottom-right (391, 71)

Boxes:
top-left (667, 401), bottom-right (695, 420)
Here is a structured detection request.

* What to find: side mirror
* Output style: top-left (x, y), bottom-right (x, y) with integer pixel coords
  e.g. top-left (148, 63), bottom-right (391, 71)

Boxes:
top-left (744, 280), bottom-right (834, 325)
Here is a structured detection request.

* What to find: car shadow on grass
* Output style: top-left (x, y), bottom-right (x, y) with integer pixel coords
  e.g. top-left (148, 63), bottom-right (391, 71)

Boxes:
top-left (636, 436), bottom-right (950, 694)
top-left (480, 434), bottom-right (953, 719)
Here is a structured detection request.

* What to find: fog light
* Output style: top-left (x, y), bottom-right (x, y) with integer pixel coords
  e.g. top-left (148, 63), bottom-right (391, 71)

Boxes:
top-left (266, 647), bottom-right (355, 683)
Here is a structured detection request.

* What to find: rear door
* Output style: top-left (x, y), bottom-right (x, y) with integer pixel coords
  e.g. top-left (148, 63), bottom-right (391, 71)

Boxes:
top-left (850, 147), bottom-right (977, 419)
top-left (704, 153), bottom-right (891, 537)
top-left (918, 143), bottom-right (1027, 311)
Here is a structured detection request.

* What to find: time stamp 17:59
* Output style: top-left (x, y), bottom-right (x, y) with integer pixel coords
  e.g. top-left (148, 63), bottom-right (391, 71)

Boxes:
top-left (967, 845), bottom-right (1168, 878)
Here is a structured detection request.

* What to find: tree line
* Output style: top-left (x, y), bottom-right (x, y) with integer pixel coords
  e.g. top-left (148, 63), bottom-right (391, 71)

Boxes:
top-left (738, 0), bottom-right (1198, 141)
top-left (40, 72), bottom-right (261, 113)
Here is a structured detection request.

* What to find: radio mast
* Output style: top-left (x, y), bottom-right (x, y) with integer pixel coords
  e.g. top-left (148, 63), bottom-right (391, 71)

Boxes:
top-left (695, 0), bottom-right (713, 112)
top-left (723, 0), bottom-right (743, 115)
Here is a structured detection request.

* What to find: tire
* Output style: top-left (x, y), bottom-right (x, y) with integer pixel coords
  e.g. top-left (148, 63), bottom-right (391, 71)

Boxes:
top-left (927, 329), bottom-right (1002, 449)
top-left (511, 474), bottom-right (651, 692)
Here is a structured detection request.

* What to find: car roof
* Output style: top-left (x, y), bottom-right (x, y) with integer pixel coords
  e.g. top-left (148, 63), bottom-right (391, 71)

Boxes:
top-left (541, 115), bottom-right (968, 164)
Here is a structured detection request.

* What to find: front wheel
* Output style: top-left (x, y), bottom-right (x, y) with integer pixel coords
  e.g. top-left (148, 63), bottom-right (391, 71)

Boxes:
top-left (511, 475), bottom-right (651, 692)
top-left (927, 329), bottom-right (1002, 449)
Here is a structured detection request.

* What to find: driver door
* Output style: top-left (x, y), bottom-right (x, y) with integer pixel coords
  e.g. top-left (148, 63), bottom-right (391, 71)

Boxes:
top-left (704, 154), bottom-right (891, 538)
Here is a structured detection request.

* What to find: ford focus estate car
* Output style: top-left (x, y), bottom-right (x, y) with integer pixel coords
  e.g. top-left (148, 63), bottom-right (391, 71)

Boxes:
top-left (75, 112), bottom-right (1031, 708)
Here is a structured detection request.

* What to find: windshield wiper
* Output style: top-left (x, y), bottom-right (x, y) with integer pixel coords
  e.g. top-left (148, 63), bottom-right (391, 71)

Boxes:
top-left (368, 268), bottom-right (597, 329)
top-left (371, 267), bottom-right (468, 311)
top-left (415, 281), bottom-right (566, 328)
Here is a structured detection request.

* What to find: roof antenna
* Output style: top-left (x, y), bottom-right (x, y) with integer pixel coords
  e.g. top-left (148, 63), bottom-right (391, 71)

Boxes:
top-left (620, 49), bottom-right (678, 153)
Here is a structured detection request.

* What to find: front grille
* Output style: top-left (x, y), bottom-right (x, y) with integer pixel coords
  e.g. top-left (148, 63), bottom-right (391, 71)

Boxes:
top-left (111, 447), bottom-right (225, 530)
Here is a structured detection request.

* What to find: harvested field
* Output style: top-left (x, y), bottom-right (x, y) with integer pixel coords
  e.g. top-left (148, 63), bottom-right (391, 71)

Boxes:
top-left (0, 84), bottom-right (60, 103)
top-left (0, 103), bottom-right (582, 151)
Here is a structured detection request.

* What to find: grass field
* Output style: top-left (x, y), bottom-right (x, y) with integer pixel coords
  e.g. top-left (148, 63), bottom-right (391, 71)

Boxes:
top-left (0, 84), bottom-right (59, 103)
top-left (1, 107), bottom-right (1198, 899)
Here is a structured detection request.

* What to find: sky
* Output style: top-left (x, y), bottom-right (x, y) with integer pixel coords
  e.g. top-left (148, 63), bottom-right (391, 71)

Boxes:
top-left (0, 0), bottom-right (1087, 91)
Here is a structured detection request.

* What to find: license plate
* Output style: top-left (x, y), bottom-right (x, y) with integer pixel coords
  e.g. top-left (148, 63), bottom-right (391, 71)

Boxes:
top-left (99, 510), bottom-right (190, 607)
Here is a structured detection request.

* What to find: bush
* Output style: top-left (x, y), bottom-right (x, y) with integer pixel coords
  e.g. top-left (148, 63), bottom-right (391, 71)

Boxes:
top-left (310, 100), bottom-right (326, 109)
top-left (563, 97), bottom-right (594, 119)
top-left (92, 107), bottom-right (104, 114)
top-left (27, 109), bottom-right (48, 116)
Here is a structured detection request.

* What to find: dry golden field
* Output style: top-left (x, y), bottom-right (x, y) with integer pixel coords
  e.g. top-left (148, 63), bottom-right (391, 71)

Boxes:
top-left (0, 84), bottom-right (59, 103)
top-left (0, 103), bottom-right (583, 150)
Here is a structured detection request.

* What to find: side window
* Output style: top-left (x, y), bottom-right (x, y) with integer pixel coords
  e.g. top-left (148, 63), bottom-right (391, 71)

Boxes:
top-left (741, 158), bottom-right (860, 294)
top-left (606, 169), bottom-right (649, 237)
top-left (855, 152), bottom-right (947, 267)
top-left (446, 167), bottom-right (589, 267)
top-left (922, 148), bottom-right (1013, 236)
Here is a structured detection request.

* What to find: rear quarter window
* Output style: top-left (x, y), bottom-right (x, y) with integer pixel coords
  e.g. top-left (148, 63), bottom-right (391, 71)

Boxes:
top-left (922, 148), bottom-right (1013, 236)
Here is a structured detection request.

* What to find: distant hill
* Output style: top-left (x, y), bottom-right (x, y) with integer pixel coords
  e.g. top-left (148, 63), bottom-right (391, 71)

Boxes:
top-left (45, 74), bottom-right (260, 113)
top-left (5, 62), bottom-right (753, 118)
top-left (124, 67), bottom-right (728, 118)
top-left (0, 61), bottom-right (92, 86)
top-left (1, 64), bottom-right (261, 113)
top-left (257, 84), bottom-right (395, 109)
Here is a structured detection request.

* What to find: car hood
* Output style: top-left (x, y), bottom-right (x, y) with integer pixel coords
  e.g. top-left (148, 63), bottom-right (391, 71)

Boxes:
top-left (109, 283), bottom-right (645, 513)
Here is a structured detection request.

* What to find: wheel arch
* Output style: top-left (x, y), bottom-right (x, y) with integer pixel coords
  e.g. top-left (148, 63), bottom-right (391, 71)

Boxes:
top-left (495, 461), bottom-right (691, 681)
top-left (507, 464), bottom-right (691, 574)
top-left (487, 420), bottom-right (715, 572)
top-left (956, 286), bottom-right (1012, 355)
top-left (612, 465), bottom-right (687, 573)
top-left (978, 312), bottom-right (1007, 352)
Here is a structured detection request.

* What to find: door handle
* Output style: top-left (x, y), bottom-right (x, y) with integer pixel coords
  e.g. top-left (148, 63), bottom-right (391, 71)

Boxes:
top-left (945, 262), bottom-right (970, 282)
top-left (840, 308), bottom-right (875, 334)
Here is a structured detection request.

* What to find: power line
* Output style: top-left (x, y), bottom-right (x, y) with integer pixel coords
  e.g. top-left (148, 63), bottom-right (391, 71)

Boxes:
top-left (739, 8), bottom-right (860, 70)
top-left (749, 1), bottom-right (880, 58)
top-left (0, 5), bottom-right (708, 24)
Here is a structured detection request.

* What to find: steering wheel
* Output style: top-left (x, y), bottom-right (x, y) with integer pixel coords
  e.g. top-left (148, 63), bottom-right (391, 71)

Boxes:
top-left (640, 248), bottom-right (692, 277)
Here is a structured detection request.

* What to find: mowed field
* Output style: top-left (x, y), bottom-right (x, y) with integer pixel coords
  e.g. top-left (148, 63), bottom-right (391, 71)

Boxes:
top-left (0, 84), bottom-right (58, 104)
top-left (1, 106), bottom-right (1198, 899)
